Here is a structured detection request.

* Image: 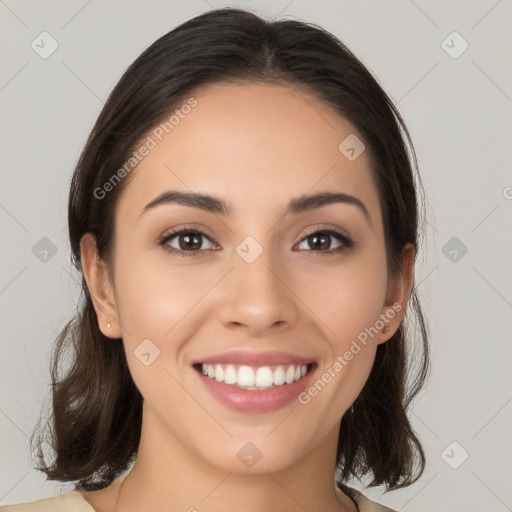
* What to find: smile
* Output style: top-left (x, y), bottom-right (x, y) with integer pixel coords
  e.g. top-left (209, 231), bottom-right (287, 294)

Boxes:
top-left (191, 350), bottom-right (318, 413)
top-left (196, 363), bottom-right (311, 390)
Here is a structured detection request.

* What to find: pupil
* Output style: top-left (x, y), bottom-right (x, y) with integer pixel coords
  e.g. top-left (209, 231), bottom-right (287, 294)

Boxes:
top-left (310, 234), bottom-right (330, 250)
top-left (180, 233), bottom-right (201, 250)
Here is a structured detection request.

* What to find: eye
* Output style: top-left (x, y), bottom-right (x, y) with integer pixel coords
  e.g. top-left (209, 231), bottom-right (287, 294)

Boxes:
top-left (295, 229), bottom-right (353, 254)
top-left (159, 229), bottom-right (217, 257)
top-left (159, 227), bottom-right (354, 258)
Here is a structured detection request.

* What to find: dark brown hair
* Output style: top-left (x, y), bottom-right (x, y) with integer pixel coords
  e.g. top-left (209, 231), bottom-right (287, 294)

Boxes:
top-left (30, 7), bottom-right (429, 492)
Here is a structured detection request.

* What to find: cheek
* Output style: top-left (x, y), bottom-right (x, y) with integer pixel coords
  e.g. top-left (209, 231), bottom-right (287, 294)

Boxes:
top-left (112, 251), bottom-right (208, 418)
top-left (294, 249), bottom-right (389, 343)
top-left (293, 250), bottom-right (388, 412)
top-left (113, 249), bottom-right (216, 341)
top-left (111, 252), bottom-right (221, 398)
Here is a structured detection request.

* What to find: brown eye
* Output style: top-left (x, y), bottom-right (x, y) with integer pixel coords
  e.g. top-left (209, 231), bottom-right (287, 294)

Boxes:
top-left (160, 229), bottom-right (216, 257)
top-left (306, 233), bottom-right (332, 250)
top-left (177, 233), bottom-right (203, 250)
top-left (296, 229), bottom-right (353, 254)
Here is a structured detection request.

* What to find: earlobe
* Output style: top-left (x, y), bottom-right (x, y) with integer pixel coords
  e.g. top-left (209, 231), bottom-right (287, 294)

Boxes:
top-left (80, 233), bottom-right (121, 339)
top-left (378, 243), bottom-right (415, 345)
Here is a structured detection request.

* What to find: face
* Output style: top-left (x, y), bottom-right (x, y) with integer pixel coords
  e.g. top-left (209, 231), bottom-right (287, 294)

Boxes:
top-left (82, 82), bottom-right (411, 475)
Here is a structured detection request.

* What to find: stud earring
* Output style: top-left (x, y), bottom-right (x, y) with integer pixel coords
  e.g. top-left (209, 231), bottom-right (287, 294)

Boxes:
top-left (106, 322), bottom-right (112, 329)
top-left (382, 325), bottom-right (390, 334)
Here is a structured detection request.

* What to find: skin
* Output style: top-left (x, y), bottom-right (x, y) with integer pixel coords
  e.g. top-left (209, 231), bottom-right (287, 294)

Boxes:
top-left (80, 82), bottom-right (414, 512)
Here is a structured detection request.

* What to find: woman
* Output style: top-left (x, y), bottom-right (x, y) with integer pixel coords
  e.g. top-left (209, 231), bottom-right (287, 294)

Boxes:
top-left (2, 7), bottom-right (429, 512)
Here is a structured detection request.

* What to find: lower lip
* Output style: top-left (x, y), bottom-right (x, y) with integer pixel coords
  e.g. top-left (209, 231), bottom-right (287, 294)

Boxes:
top-left (195, 365), bottom-right (316, 413)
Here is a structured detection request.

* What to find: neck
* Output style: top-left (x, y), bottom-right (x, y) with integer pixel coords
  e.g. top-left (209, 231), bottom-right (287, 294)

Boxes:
top-left (86, 403), bottom-right (356, 512)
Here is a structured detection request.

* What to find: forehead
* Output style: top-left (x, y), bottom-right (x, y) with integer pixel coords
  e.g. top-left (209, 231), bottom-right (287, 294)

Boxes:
top-left (117, 82), bottom-right (380, 223)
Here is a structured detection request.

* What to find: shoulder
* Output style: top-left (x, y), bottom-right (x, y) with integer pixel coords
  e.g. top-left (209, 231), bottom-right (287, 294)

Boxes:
top-left (0, 490), bottom-right (95, 512)
top-left (338, 482), bottom-right (397, 512)
top-left (349, 488), bottom-right (397, 512)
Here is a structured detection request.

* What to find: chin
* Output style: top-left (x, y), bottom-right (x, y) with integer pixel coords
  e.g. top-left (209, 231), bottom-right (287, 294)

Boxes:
top-left (193, 428), bottom-right (318, 476)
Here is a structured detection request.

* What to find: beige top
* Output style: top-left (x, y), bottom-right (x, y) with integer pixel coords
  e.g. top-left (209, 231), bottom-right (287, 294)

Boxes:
top-left (0, 480), bottom-right (396, 512)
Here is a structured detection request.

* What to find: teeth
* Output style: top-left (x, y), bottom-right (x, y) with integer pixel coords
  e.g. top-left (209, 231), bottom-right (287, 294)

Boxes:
top-left (200, 363), bottom-right (309, 390)
top-left (224, 364), bottom-right (237, 384)
top-left (255, 367), bottom-right (274, 387)
top-left (285, 366), bottom-right (295, 384)
top-left (273, 366), bottom-right (285, 385)
top-left (237, 366), bottom-right (255, 387)
top-left (214, 365), bottom-right (224, 382)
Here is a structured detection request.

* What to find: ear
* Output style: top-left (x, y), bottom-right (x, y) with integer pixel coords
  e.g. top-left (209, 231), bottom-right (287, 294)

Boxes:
top-left (377, 242), bottom-right (415, 345)
top-left (80, 233), bottom-right (122, 339)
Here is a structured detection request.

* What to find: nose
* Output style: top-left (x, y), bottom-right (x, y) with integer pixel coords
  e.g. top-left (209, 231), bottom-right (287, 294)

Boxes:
top-left (215, 248), bottom-right (300, 336)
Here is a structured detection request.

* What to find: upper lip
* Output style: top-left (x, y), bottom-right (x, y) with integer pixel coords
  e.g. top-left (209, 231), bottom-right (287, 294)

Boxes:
top-left (192, 350), bottom-right (315, 367)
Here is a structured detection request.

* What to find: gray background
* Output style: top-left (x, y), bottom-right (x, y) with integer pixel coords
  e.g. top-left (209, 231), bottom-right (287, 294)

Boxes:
top-left (1, 1), bottom-right (511, 510)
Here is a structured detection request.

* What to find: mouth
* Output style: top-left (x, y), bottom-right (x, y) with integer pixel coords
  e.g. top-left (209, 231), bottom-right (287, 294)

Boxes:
top-left (193, 362), bottom-right (315, 391)
top-left (191, 350), bottom-right (317, 413)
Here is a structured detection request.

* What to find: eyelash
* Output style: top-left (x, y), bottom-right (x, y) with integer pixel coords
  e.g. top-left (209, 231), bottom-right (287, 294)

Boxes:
top-left (158, 226), bottom-right (354, 259)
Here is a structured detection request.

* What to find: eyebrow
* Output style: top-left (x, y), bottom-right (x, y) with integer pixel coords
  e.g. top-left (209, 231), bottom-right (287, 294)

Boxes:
top-left (140, 190), bottom-right (371, 224)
